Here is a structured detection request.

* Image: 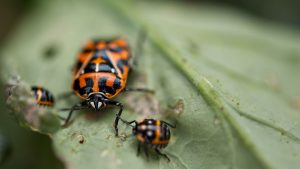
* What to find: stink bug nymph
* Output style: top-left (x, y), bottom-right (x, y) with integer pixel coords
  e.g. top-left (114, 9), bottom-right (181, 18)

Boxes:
top-left (31, 86), bottom-right (55, 107)
top-left (123, 118), bottom-right (176, 162)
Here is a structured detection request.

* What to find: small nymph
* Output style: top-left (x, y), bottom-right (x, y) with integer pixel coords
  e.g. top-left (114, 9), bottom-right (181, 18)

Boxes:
top-left (122, 118), bottom-right (176, 161)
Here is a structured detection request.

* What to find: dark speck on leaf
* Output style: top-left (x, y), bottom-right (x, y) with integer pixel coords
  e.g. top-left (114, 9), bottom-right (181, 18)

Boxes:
top-left (71, 132), bottom-right (85, 144)
top-left (79, 136), bottom-right (85, 144)
top-left (43, 44), bottom-right (59, 59)
top-left (188, 39), bottom-right (199, 55)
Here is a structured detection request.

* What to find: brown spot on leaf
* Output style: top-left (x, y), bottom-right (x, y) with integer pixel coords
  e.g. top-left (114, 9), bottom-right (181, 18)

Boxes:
top-left (125, 92), bottom-right (159, 117)
top-left (118, 132), bottom-right (127, 142)
top-left (291, 97), bottom-right (300, 111)
top-left (166, 99), bottom-right (185, 117)
top-left (106, 134), bottom-right (113, 140)
top-left (125, 73), bottom-right (159, 117)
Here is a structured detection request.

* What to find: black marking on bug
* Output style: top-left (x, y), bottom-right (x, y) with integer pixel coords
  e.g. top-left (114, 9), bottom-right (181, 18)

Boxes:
top-left (84, 78), bottom-right (94, 94)
top-left (116, 59), bottom-right (128, 73)
top-left (98, 77), bottom-right (116, 95)
top-left (113, 78), bottom-right (121, 90)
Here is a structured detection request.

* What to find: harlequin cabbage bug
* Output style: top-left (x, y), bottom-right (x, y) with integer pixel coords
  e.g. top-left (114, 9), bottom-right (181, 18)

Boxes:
top-left (31, 86), bottom-right (55, 106)
top-left (61, 35), bottom-right (153, 136)
top-left (122, 118), bottom-right (176, 162)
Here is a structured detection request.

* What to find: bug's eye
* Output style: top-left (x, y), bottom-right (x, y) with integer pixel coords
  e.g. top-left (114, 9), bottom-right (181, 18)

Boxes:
top-left (109, 47), bottom-right (123, 52)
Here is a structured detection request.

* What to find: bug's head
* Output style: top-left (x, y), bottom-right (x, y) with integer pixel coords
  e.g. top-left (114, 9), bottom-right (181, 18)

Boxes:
top-left (86, 93), bottom-right (106, 111)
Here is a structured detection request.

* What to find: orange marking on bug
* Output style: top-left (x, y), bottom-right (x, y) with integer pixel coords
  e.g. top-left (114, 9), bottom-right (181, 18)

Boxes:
top-left (119, 50), bottom-right (128, 58)
top-left (96, 42), bottom-right (106, 50)
top-left (92, 75), bottom-right (99, 92)
top-left (37, 101), bottom-right (54, 106)
top-left (85, 40), bottom-right (95, 49)
top-left (153, 121), bottom-right (162, 144)
top-left (78, 52), bottom-right (92, 63)
top-left (91, 57), bottom-right (106, 64)
top-left (152, 140), bottom-right (169, 145)
top-left (106, 77), bottom-right (115, 87)
top-left (137, 133), bottom-right (145, 142)
top-left (79, 78), bottom-right (87, 88)
top-left (113, 38), bottom-right (127, 47)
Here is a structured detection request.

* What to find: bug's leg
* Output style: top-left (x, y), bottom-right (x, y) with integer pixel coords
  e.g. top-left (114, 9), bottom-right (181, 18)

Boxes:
top-left (60, 102), bottom-right (85, 127)
top-left (62, 107), bottom-right (78, 127)
top-left (57, 115), bottom-right (66, 121)
top-left (107, 101), bottom-right (124, 136)
top-left (128, 120), bottom-right (138, 125)
top-left (143, 144), bottom-right (149, 160)
top-left (161, 121), bottom-right (176, 128)
top-left (130, 29), bottom-right (147, 69)
top-left (137, 141), bottom-right (141, 156)
top-left (155, 148), bottom-right (170, 162)
top-left (123, 88), bottom-right (154, 94)
top-left (143, 137), bottom-right (153, 160)
top-left (119, 117), bottom-right (137, 128)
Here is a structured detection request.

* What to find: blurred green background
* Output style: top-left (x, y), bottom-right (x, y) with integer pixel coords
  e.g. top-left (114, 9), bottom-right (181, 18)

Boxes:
top-left (1, 0), bottom-right (300, 44)
top-left (0, 0), bottom-right (299, 169)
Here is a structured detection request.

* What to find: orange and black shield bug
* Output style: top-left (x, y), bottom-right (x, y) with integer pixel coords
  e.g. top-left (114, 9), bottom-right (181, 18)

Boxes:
top-left (120, 118), bottom-right (176, 161)
top-left (72, 38), bottom-right (131, 99)
top-left (31, 86), bottom-right (55, 106)
top-left (61, 35), bottom-right (153, 136)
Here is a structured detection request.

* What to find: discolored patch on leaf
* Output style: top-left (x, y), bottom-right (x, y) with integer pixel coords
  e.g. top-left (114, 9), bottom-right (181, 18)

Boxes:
top-left (124, 72), bottom-right (159, 117)
top-left (291, 97), bottom-right (300, 111)
top-left (164, 98), bottom-right (185, 117)
top-left (4, 75), bottom-right (61, 134)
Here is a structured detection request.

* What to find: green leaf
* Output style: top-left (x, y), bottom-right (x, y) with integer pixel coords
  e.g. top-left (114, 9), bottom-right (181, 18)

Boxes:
top-left (1, 0), bottom-right (300, 169)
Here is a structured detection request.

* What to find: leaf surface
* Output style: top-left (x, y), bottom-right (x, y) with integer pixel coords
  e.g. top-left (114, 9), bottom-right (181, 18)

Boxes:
top-left (1, 0), bottom-right (300, 169)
